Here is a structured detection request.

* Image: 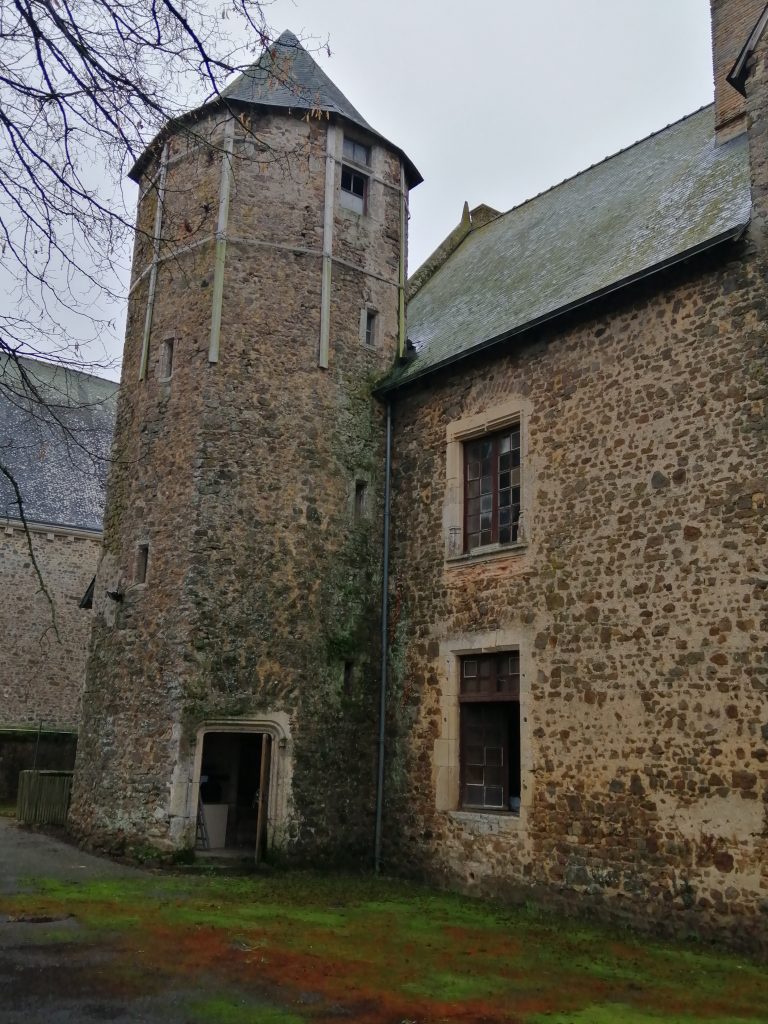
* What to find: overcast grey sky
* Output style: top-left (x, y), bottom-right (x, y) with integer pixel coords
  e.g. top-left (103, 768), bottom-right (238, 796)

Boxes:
top-left (97, 0), bottom-right (716, 376)
top-left (269, 0), bottom-right (715, 271)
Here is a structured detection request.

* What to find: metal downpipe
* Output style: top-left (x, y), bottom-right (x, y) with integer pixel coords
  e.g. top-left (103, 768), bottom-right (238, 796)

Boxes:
top-left (374, 400), bottom-right (392, 874)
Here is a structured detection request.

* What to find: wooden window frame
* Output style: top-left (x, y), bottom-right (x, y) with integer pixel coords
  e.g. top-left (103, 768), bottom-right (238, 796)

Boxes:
top-left (340, 164), bottom-right (368, 214)
top-left (462, 424), bottom-right (521, 553)
top-left (459, 652), bottom-right (521, 812)
top-left (342, 137), bottom-right (371, 166)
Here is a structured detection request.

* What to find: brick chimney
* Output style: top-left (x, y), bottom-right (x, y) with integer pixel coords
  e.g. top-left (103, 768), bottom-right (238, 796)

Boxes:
top-left (711, 0), bottom-right (766, 142)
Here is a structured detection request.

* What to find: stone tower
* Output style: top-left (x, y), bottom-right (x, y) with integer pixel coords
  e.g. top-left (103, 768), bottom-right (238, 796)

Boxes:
top-left (69, 32), bottom-right (421, 860)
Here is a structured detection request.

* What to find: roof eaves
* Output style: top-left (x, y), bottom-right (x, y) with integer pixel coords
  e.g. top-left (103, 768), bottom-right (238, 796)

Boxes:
top-left (129, 95), bottom-right (422, 187)
top-left (377, 222), bottom-right (749, 396)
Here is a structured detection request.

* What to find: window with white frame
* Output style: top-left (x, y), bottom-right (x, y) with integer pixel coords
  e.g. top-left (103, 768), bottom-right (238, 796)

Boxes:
top-left (340, 137), bottom-right (371, 214)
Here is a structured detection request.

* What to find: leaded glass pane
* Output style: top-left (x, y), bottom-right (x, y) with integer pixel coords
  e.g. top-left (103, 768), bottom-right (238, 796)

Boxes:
top-left (484, 785), bottom-right (504, 807)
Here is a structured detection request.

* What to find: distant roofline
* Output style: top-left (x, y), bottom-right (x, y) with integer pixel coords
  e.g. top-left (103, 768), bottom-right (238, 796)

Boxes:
top-left (381, 222), bottom-right (748, 395)
top-left (1, 515), bottom-right (103, 539)
top-left (2, 352), bottom-right (119, 390)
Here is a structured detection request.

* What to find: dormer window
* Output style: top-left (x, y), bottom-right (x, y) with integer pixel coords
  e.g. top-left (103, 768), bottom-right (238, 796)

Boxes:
top-left (340, 137), bottom-right (371, 214)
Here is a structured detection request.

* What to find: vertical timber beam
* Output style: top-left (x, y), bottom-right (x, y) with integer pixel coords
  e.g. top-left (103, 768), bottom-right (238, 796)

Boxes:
top-left (319, 124), bottom-right (339, 369)
top-left (398, 165), bottom-right (407, 359)
top-left (208, 118), bottom-right (236, 364)
top-left (139, 143), bottom-right (169, 380)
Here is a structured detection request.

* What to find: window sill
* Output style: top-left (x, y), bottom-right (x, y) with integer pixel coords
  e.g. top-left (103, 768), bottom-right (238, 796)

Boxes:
top-left (339, 200), bottom-right (366, 218)
top-left (445, 541), bottom-right (527, 566)
top-left (447, 809), bottom-right (524, 834)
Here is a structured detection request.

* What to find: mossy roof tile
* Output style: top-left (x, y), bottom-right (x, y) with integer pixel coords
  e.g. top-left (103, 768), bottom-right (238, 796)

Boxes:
top-left (390, 106), bottom-right (751, 389)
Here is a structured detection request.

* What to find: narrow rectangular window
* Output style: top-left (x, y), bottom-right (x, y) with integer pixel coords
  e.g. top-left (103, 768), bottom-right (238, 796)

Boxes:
top-left (343, 661), bottom-right (354, 695)
top-left (135, 543), bottom-right (149, 584)
top-left (340, 165), bottom-right (368, 214)
top-left (354, 480), bottom-right (368, 521)
top-left (365, 311), bottom-right (377, 347)
top-left (460, 653), bottom-right (521, 812)
top-left (463, 424), bottom-right (521, 552)
top-left (160, 338), bottom-right (174, 380)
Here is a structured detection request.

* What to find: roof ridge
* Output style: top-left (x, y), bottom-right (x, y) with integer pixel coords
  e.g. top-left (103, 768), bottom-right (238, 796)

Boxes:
top-left (10, 354), bottom-right (118, 389)
top-left (497, 103), bottom-right (715, 223)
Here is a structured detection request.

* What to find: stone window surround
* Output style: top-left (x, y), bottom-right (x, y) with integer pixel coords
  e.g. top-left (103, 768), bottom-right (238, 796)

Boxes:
top-left (443, 397), bottom-right (532, 565)
top-left (348, 470), bottom-right (372, 523)
top-left (338, 133), bottom-right (379, 218)
top-left (435, 629), bottom-right (533, 830)
top-left (359, 305), bottom-right (378, 347)
top-left (134, 541), bottom-right (149, 585)
top-left (158, 335), bottom-right (175, 382)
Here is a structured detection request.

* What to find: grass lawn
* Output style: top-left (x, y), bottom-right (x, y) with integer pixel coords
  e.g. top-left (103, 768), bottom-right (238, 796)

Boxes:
top-left (1, 869), bottom-right (766, 1023)
top-left (0, 803), bottom-right (16, 818)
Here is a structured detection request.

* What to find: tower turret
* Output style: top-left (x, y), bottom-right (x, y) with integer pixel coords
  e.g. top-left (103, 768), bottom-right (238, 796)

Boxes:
top-left (69, 32), bottom-right (420, 860)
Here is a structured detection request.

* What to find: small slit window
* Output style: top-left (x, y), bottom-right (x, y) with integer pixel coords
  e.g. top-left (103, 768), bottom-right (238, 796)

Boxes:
top-left (365, 311), bottom-right (377, 347)
top-left (343, 661), bottom-right (354, 695)
top-left (354, 480), bottom-right (368, 521)
top-left (160, 338), bottom-right (174, 380)
top-left (135, 543), bottom-right (149, 584)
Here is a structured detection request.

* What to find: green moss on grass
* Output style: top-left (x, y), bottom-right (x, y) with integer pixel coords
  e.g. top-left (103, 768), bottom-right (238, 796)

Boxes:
top-left (189, 997), bottom-right (305, 1024)
top-left (529, 1008), bottom-right (767, 1024)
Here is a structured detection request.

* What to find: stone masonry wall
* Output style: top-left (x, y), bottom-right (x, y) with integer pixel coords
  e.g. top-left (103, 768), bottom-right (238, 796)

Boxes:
top-left (711, 0), bottom-right (765, 139)
top-left (70, 109), bottom-right (407, 862)
top-left (0, 523), bottom-right (99, 729)
top-left (388, 235), bottom-right (768, 945)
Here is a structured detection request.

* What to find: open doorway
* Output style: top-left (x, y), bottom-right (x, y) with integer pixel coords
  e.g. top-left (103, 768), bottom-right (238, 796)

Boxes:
top-left (197, 731), bottom-right (271, 861)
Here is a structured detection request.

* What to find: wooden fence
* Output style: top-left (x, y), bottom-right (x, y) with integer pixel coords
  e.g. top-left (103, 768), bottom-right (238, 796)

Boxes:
top-left (17, 770), bottom-right (73, 826)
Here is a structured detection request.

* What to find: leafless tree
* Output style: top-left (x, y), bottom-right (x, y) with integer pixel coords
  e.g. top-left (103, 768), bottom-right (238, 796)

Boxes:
top-left (0, 0), bottom-right (281, 373)
top-left (0, 0), bottom-right (305, 609)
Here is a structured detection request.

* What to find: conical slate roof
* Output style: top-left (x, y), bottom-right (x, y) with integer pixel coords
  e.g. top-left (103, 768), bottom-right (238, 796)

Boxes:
top-left (130, 31), bottom-right (421, 185)
top-left (222, 30), bottom-right (373, 131)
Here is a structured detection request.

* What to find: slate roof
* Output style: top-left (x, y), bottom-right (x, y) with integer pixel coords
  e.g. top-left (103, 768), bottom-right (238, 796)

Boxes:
top-left (0, 356), bottom-right (118, 532)
top-left (225, 31), bottom-right (370, 125)
top-left (131, 31), bottom-right (421, 186)
top-left (386, 106), bottom-right (751, 390)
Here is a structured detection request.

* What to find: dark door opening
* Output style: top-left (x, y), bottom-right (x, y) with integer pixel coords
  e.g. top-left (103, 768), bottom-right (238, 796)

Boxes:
top-left (198, 731), bottom-right (271, 860)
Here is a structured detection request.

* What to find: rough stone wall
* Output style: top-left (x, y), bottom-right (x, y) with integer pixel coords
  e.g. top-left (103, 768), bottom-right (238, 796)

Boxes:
top-left (710, 0), bottom-right (765, 140)
top-left (388, 244), bottom-right (768, 943)
top-left (0, 524), bottom-right (99, 729)
top-left (70, 109), bottom-right (406, 861)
